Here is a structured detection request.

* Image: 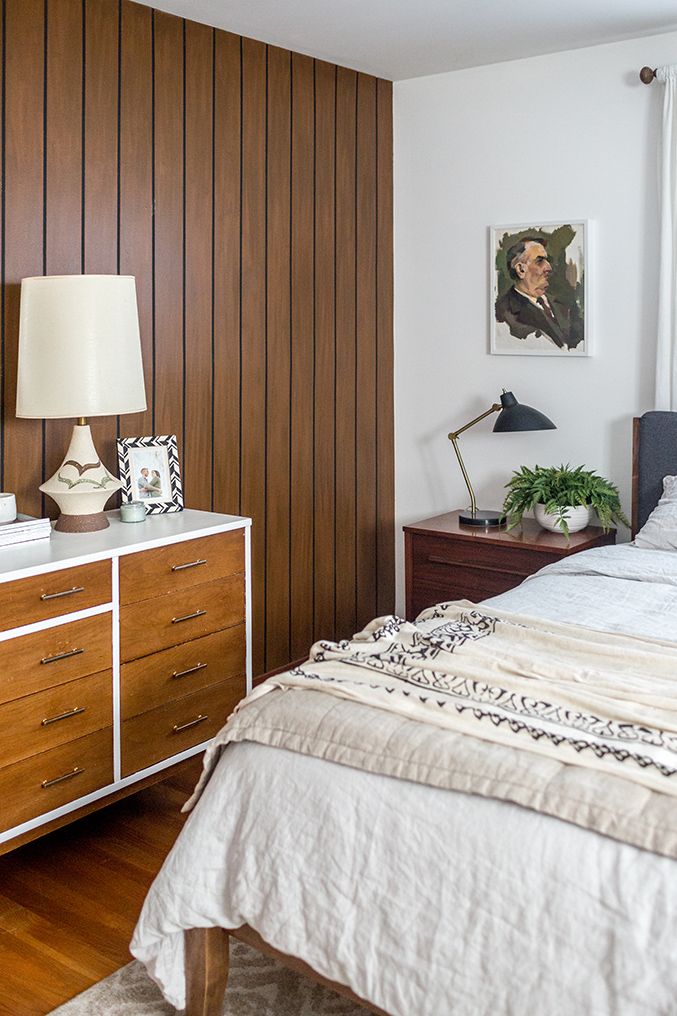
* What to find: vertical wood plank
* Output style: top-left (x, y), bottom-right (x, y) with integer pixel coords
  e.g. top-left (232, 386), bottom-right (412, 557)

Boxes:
top-left (118, 0), bottom-right (153, 439)
top-left (355, 74), bottom-right (377, 629)
top-left (0, 0), bottom-right (4, 490)
top-left (240, 38), bottom-right (267, 676)
top-left (84, 0), bottom-right (119, 477)
top-left (334, 66), bottom-right (357, 640)
top-left (265, 45), bottom-right (291, 670)
top-left (153, 10), bottom-right (184, 441)
top-left (376, 78), bottom-right (395, 616)
top-left (44, 0), bottom-right (83, 493)
top-left (289, 52), bottom-right (314, 660)
top-left (313, 60), bottom-right (336, 640)
top-left (3, 0), bottom-right (44, 518)
top-left (183, 19), bottom-right (213, 510)
top-left (212, 30), bottom-right (241, 517)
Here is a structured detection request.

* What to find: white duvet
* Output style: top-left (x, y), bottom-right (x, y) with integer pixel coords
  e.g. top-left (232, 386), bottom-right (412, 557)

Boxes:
top-left (131, 545), bottom-right (677, 1015)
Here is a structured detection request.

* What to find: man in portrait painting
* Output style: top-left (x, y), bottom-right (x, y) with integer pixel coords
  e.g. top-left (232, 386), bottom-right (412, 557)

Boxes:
top-left (495, 236), bottom-right (583, 351)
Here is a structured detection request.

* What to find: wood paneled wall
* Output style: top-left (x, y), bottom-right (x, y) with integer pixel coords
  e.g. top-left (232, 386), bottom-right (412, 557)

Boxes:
top-left (0, 0), bottom-right (394, 676)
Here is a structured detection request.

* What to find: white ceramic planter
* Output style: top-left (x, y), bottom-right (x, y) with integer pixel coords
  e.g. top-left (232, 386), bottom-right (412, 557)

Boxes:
top-left (534, 503), bottom-right (591, 534)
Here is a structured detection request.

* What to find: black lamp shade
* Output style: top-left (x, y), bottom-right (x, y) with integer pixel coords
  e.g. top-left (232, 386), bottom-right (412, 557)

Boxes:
top-left (492, 390), bottom-right (556, 433)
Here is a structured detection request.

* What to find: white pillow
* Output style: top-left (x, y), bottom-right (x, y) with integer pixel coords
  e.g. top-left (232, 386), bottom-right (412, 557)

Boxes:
top-left (634, 475), bottom-right (677, 550)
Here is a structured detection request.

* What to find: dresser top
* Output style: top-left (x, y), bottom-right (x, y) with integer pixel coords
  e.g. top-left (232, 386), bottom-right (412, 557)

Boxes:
top-left (0, 509), bottom-right (250, 583)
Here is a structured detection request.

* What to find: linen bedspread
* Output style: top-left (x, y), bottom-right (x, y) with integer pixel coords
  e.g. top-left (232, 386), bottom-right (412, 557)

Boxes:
top-left (132, 544), bottom-right (677, 1015)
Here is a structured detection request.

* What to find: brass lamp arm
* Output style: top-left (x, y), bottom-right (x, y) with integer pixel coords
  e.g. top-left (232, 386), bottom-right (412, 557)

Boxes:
top-left (447, 403), bottom-right (502, 516)
top-left (447, 403), bottom-right (501, 441)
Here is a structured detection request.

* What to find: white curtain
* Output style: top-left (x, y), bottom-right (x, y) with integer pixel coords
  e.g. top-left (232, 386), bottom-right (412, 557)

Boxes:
top-left (656, 65), bottom-right (677, 410)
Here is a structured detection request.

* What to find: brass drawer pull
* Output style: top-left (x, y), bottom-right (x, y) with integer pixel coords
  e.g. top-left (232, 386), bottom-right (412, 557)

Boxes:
top-left (171, 558), bottom-right (207, 572)
top-left (172, 662), bottom-right (208, 679)
top-left (40, 647), bottom-right (85, 665)
top-left (41, 766), bottom-right (85, 789)
top-left (40, 585), bottom-right (85, 602)
top-left (172, 714), bottom-right (208, 734)
top-left (41, 706), bottom-right (86, 727)
top-left (171, 609), bottom-right (206, 624)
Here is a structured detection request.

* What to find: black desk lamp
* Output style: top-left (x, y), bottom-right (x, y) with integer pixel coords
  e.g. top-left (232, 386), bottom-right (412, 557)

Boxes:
top-left (448, 390), bottom-right (556, 527)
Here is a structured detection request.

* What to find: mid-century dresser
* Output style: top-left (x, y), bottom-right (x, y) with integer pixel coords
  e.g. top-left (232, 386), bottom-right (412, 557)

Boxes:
top-left (0, 509), bottom-right (251, 854)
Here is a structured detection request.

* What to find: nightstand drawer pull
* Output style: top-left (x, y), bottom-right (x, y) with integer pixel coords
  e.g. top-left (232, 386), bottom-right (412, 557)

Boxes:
top-left (172, 662), bottom-right (208, 680)
top-left (171, 558), bottom-right (207, 572)
top-left (40, 647), bottom-right (85, 665)
top-left (171, 609), bottom-right (207, 624)
top-left (426, 555), bottom-right (527, 579)
top-left (40, 586), bottom-right (85, 601)
top-left (41, 706), bottom-right (86, 727)
top-left (172, 714), bottom-right (208, 734)
top-left (41, 766), bottom-right (85, 789)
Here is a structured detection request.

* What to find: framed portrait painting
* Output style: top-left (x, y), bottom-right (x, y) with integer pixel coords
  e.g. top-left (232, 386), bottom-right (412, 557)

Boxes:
top-left (490, 220), bottom-right (589, 356)
top-left (116, 434), bottom-right (184, 514)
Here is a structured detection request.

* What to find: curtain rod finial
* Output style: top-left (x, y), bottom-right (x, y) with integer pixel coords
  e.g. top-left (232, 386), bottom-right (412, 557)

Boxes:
top-left (640, 66), bottom-right (657, 85)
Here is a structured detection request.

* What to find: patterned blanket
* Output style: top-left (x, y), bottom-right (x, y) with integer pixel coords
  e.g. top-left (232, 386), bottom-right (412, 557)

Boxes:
top-left (249, 602), bottom-right (677, 797)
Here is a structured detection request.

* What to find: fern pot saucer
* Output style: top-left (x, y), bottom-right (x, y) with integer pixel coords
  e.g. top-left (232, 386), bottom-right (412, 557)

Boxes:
top-left (534, 503), bottom-right (591, 534)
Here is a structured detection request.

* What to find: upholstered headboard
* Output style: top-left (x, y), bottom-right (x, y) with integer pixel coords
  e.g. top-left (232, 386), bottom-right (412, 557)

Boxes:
top-left (632, 411), bottom-right (677, 536)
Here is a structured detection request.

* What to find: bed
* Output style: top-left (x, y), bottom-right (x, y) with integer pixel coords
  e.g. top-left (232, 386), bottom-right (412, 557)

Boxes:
top-left (131, 411), bottom-right (677, 1016)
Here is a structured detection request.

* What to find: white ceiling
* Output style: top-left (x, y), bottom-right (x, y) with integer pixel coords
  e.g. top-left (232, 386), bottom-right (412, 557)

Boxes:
top-left (137, 0), bottom-right (677, 80)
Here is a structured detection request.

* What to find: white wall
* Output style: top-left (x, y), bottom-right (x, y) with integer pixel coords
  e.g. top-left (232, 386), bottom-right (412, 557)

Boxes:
top-left (393, 31), bottom-right (677, 613)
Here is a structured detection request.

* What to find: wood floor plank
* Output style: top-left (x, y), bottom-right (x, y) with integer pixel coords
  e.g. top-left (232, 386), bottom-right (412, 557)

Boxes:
top-left (0, 760), bottom-right (195, 1014)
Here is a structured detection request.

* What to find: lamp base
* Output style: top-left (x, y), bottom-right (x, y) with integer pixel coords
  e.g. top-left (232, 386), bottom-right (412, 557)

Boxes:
top-left (54, 511), bottom-right (109, 533)
top-left (39, 423), bottom-right (121, 532)
top-left (458, 509), bottom-right (505, 528)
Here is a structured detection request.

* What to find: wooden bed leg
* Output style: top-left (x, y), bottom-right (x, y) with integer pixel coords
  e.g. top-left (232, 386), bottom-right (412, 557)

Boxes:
top-left (184, 927), bottom-right (230, 1016)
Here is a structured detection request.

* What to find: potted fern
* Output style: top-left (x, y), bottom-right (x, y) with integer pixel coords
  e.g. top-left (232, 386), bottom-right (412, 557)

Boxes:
top-left (501, 464), bottom-right (629, 537)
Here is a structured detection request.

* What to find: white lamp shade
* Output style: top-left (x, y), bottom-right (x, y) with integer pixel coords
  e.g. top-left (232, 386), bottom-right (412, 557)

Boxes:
top-left (16, 274), bottom-right (147, 419)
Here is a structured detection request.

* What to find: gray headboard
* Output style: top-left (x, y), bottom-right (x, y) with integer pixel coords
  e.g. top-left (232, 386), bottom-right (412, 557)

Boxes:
top-left (632, 411), bottom-right (677, 535)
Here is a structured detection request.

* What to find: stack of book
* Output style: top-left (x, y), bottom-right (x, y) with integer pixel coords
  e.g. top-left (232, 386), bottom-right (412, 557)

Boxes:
top-left (0, 514), bottom-right (52, 549)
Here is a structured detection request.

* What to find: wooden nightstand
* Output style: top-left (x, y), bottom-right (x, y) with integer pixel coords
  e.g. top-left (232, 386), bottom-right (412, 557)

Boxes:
top-left (404, 510), bottom-right (615, 620)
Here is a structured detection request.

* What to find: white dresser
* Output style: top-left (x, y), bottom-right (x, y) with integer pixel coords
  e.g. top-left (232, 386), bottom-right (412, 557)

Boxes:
top-left (0, 509), bottom-right (251, 853)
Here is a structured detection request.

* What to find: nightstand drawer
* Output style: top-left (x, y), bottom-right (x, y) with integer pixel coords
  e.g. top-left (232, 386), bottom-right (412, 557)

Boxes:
top-left (121, 677), bottom-right (245, 777)
top-left (412, 534), bottom-right (556, 578)
top-left (0, 613), bottom-right (112, 705)
top-left (0, 670), bottom-right (112, 767)
top-left (120, 574), bottom-right (245, 662)
top-left (119, 530), bottom-right (245, 605)
top-left (0, 561), bottom-right (111, 632)
top-left (0, 727), bottom-right (113, 833)
top-left (121, 624), bottom-right (246, 719)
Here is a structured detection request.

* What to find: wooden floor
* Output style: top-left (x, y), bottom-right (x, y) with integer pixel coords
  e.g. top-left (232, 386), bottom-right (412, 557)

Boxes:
top-left (0, 756), bottom-right (203, 1016)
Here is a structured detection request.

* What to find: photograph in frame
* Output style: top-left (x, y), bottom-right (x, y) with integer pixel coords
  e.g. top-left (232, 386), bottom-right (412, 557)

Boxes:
top-left (117, 435), bottom-right (184, 514)
top-left (490, 221), bottom-right (589, 356)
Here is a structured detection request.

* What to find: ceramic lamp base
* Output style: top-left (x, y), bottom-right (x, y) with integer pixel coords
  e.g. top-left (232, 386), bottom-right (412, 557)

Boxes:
top-left (54, 511), bottom-right (109, 533)
top-left (39, 423), bottom-right (121, 532)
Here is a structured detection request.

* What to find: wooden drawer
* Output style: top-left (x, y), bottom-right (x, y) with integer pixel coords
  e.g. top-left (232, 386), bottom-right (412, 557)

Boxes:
top-left (0, 727), bottom-right (113, 833)
top-left (0, 561), bottom-right (111, 633)
top-left (120, 574), bottom-right (245, 662)
top-left (408, 576), bottom-right (518, 620)
top-left (119, 529), bottom-right (244, 605)
top-left (121, 677), bottom-right (245, 777)
top-left (411, 533), bottom-right (557, 578)
top-left (121, 624), bottom-right (246, 719)
top-left (0, 670), bottom-right (112, 767)
top-left (0, 613), bottom-right (112, 705)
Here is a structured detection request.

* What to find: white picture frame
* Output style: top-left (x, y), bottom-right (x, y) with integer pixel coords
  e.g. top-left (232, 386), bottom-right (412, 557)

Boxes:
top-left (489, 220), bottom-right (590, 357)
top-left (116, 434), bottom-right (184, 514)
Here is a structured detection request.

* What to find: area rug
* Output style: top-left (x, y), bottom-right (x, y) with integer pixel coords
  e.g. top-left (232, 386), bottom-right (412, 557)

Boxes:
top-left (48, 940), bottom-right (368, 1015)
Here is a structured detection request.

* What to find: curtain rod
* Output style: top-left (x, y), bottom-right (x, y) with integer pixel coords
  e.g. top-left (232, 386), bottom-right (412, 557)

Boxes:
top-left (640, 67), bottom-right (657, 84)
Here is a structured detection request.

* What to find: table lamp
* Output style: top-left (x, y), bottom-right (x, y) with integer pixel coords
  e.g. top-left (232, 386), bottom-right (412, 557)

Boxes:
top-left (16, 274), bottom-right (147, 532)
top-left (448, 389), bottom-right (556, 527)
